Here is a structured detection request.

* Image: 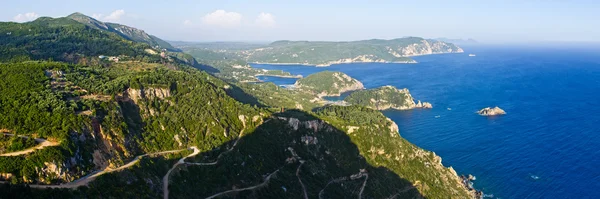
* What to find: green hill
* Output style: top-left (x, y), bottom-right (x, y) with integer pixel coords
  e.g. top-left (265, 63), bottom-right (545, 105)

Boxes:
top-left (67, 12), bottom-right (177, 51)
top-left (294, 71), bottom-right (364, 97)
top-left (344, 85), bottom-right (433, 110)
top-left (241, 37), bottom-right (463, 66)
top-left (0, 13), bottom-right (478, 199)
top-left (0, 16), bottom-right (159, 63)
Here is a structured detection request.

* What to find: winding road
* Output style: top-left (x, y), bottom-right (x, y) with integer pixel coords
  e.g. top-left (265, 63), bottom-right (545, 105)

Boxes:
top-left (162, 147), bottom-right (200, 199)
top-left (317, 170), bottom-right (369, 199)
top-left (204, 169), bottom-right (280, 199)
top-left (296, 162), bottom-right (309, 199)
top-left (22, 148), bottom-right (192, 189)
top-left (162, 129), bottom-right (246, 199)
top-left (0, 133), bottom-right (61, 157)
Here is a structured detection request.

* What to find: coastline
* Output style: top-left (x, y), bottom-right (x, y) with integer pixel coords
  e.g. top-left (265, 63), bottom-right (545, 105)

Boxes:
top-left (248, 51), bottom-right (466, 67)
top-left (404, 51), bottom-right (465, 57)
top-left (255, 74), bottom-right (302, 78)
top-left (249, 60), bottom-right (418, 67)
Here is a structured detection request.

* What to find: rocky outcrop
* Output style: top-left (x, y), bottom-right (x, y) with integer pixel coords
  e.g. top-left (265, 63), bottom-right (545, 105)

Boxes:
top-left (477, 106), bottom-right (506, 116)
top-left (344, 85), bottom-right (432, 110)
top-left (126, 87), bottom-right (170, 104)
top-left (276, 113), bottom-right (478, 198)
top-left (397, 39), bottom-right (464, 57)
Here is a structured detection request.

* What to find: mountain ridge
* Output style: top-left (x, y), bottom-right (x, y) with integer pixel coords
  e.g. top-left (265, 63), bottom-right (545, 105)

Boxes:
top-left (0, 11), bottom-right (480, 198)
top-left (67, 12), bottom-right (177, 51)
top-left (239, 37), bottom-right (463, 66)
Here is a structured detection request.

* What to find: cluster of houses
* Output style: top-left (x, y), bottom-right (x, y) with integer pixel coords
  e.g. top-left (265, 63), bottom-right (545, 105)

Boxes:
top-left (98, 55), bottom-right (119, 62)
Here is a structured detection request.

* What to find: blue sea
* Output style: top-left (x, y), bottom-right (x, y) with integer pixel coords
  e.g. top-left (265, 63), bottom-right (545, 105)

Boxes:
top-left (252, 44), bottom-right (600, 198)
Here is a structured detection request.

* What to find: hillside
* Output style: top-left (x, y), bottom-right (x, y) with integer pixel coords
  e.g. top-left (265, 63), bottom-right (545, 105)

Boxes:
top-left (238, 37), bottom-right (463, 66)
top-left (294, 71), bottom-right (365, 97)
top-left (0, 13), bottom-right (478, 198)
top-left (0, 16), bottom-right (159, 63)
top-left (67, 12), bottom-right (177, 51)
top-left (344, 85), bottom-right (432, 110)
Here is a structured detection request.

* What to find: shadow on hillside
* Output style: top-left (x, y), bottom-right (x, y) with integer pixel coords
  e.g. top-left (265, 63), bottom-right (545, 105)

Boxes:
top-left (224, 83), bottom-right (266, 108)
top-left (0, 110), bottom-right (426, 198)
top-left (168, 109), bottom-right (425, 199)
top-left (194, 63), bottom-right (220, 74)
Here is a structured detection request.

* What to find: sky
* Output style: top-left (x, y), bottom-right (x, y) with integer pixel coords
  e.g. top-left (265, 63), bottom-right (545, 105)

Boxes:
top-left (2, 0), bottom-right (600, 43)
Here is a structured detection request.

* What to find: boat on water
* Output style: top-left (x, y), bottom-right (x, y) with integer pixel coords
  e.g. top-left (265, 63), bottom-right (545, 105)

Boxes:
top-left (469, 54), bottom-right (476, 57)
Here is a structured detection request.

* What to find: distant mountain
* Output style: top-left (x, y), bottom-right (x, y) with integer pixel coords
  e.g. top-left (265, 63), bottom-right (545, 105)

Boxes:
top-left (239, 37), bottom-right (463, 66)
top-left (435, 37), bottom-right (479, 45)
top-left (67, 12), bottom-right (178, 51)
top-left (0, 15), bottom-right (159, 62)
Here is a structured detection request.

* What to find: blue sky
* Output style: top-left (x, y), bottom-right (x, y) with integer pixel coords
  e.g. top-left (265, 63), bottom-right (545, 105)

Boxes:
top-left (2, 0), bottom-right (599, 43)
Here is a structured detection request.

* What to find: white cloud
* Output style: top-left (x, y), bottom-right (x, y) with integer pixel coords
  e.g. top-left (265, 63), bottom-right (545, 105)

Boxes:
top-left (183, 19), bottom-right (192, 26)
top-left (13, 12), bottom-right (39, 22)
top-left (255, 12), bottom-right (276, 28)
top-left (201, 10), bottom-right (242, 28)
top-left (103, 9), bottom-right (125, 22)
top-left (92, 14), bottom-right (103, 20)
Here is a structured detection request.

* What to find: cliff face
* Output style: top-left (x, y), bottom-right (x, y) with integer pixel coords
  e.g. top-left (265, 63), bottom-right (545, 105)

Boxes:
top-left (344, 85), bottom-right (432, 110)
top-left (165, 107), bottom-right (476, 198)
top-left (295, 71), bottom-right (365, 97)
top-left (396, 39), bottom-right (464, 57)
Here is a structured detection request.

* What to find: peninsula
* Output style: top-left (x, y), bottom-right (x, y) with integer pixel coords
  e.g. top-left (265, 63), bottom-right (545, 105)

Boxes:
top-left (240, 37), bottom-right (464, 66)
top-left (344, 85), bottom-right (433, 110)
top-left (294, 71), bottom-right (365, 97)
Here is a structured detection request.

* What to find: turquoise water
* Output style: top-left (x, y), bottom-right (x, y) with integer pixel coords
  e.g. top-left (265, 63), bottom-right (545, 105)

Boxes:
top-left (251, 44), bottom-right (600, 198)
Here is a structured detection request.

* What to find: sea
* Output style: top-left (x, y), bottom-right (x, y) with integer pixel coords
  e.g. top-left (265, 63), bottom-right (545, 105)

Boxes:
top-left (251, 44), bottom-right (600, 199)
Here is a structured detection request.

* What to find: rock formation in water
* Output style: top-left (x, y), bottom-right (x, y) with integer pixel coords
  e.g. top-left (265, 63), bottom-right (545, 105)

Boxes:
top-left (477, 106), bottom-right (506, 116)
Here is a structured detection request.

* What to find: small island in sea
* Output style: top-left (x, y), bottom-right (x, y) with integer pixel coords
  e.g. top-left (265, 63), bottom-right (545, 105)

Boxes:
top-left (478, 106), bottom-right (506, 116)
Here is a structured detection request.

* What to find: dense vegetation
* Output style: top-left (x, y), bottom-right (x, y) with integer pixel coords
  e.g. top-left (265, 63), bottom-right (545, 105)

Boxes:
top-left (181, 48), bottom-right (295, 82)
top-left (344, 85), bottom-right (413, 109)
top-left (164, 107), bottom-right (473, 198)
top-left (236, 82), bottom-right (320, 111)
top-left (241, 37), bottom-right (463, 65)
top-left (68, 12), bottom-right (177, 51)
top-left (294, 71), bottom-right (364, 96)
top-left (0, 152), bottom-right (188, 198)
top-left (0, 12), bottom-right (475, 198)
top-left (0, 135), bottom-right (37, 154)
top-left (0, 17), bottom-right (160, 63)
top-left (0, 62), bottom-right (86, 138)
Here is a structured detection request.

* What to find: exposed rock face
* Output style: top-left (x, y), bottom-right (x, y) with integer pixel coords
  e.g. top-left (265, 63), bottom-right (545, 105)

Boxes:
top-left (276, 115), bottom-right (477, 198)
top-left (126, 87), bottom-right (170, 104)
top-left (398, 39), bottom-right (464, 56)
top-left (477, 106), bottom-right (506, 116)
top-left (124, 87), bottom-right (172, 117)
top-left (344, 85), bottom-right (432, 110)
